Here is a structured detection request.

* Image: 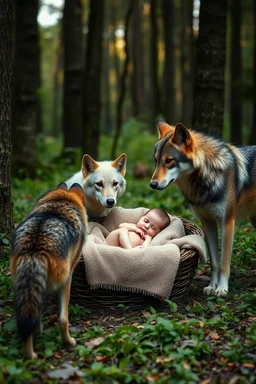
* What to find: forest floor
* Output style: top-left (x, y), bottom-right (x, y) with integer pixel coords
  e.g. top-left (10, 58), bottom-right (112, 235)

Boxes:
top-left (1, 259), bottom-right (256, 384)
top-left (1, 159), bottom-right (256, 383)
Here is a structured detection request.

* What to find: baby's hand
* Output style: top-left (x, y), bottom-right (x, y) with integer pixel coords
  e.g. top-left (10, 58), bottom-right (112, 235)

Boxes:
top-left (135, 228), bottom-right (145, 239)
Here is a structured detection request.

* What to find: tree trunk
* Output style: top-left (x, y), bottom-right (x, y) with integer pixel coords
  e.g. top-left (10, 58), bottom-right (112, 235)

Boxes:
top-left (82, 0), bottom-right (104, 158)
top-left (131, 0), bottom-right (145, 117)
top-left (62, 0), bottom-right (83, 149)
top-left (12, 0), bottom-right (39, 177)
top-left (36, 41), bottom-right (43, 134)
top-left (162, 0), bottom-right (175, 124)
top-left (149, 0), bottom-right (160, 131)
top-left (0, 0), bottom-right (14, 246)
top-left (111, 2), bottom-right (133, 159)
top-left (230, 0), bottom-right (242, 145)
top-left (51, 37), bottom-right (63, 138)
top-left (111, 2), bottom-right (120, 93)
top-left (180, 0), bottom-right (194, 127)
top-left (192, 0), bottom-right (227, 137)
top-left (103, 25), bottom-right (111, 135)
top-left (248, 0), bottom-right (256, 145)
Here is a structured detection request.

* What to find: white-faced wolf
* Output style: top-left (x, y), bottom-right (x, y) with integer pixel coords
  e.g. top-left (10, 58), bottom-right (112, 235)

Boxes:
top-left (66, 153), bottom-right (127, 218)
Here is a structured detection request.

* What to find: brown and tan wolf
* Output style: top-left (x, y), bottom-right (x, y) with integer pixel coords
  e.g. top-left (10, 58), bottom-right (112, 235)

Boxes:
top-left (150, 119), bottom-right (256, 297)
top-left (65, 153), bottom-right (127, 218)
top-left (10, 182), bottom-right (87, 359)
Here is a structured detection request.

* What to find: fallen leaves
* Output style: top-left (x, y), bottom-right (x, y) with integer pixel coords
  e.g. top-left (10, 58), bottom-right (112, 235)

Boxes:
top-left (47, 363), bottom-right (84, 380)
top-left (84, 336), bottom-right (105, 349)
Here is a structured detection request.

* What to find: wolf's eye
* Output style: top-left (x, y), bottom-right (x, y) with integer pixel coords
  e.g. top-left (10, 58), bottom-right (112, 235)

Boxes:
top-left (113, 181), bottom-right (119, 187)
top-left (165, 158), bottom-right (173, 164)
top-left (96, 182), bottom-right (103, 188)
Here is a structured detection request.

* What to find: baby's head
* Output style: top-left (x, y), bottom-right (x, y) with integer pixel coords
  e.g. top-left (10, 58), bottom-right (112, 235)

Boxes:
top-left (137, 208), bottom-right (170, 238)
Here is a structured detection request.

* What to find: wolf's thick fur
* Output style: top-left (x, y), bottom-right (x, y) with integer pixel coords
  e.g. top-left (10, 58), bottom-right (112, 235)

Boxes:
top-left (150, 119), bottom-right (256, 296)
top-left (11, 183), bottom-right (87, 359)
top-left (66, 153), bottom-right (127, 218)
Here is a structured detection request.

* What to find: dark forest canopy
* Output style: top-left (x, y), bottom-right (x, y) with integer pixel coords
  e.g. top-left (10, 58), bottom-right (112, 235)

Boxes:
top-left (37, 0), bottom-right (255, 154)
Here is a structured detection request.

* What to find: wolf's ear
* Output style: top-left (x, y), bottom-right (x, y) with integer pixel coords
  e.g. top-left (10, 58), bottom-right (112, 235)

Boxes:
top-left (173, 123), bottom-right (191, 146)
top-left (69, 183), bottom-right (84, 193)
top-left (81, 154), bottom-right (99, 177)
top-left (112, 153), bottom-right (127, 176)
top-left (156, 118), bottom-right (174, 138)
top-left (56, 182), bottom-right (68, 190)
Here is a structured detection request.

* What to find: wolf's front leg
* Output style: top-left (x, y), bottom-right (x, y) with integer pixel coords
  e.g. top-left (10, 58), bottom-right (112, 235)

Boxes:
top-left (215, 217), bottom-right (235, 296)
top-left (59, 278), bottom-right (76, 346)
top-left (200, 218), bottom-right (219, 295)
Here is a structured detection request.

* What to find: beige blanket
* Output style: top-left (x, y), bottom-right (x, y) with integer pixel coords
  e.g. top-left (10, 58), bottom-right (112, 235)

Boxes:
top-left (82, 207), bottom-right (207, 300)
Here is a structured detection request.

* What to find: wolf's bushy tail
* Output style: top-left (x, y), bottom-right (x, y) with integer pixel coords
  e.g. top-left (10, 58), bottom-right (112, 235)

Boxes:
top-left (14, 256), bottom-right (48, 340)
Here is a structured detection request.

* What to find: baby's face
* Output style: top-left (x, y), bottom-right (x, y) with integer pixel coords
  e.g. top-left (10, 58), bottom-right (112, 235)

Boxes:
top-left (137, 211), bottom-right (164, 237)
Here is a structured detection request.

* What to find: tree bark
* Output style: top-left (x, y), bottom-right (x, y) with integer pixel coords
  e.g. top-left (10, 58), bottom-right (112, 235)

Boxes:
top-left (111, 2), bottom-right (132, 159)
top-left (162, 0), bottom-right (175, 124)
top-left (248, 0), bottom-right (256, 145)
top-left (62, 0), bottom-right (83, 149)
top-left (230, 0), bottom-right (242, 145)
top-left (0, 0), bottom-right (14, 246)
top-left (149, 0), bottom-right (160, 131)
top-left (181, 0), bottom-right (194, 127)
top-left (131, 0), bottom-right (145, 117)
top-left (51, 36), bottom-right (63, 138)
top-left (12, 0), bottom-right (39, 177)
top-left (82, 0), bottom-right (104, 158)
top-left (192, 0), bottom-right (227, 137)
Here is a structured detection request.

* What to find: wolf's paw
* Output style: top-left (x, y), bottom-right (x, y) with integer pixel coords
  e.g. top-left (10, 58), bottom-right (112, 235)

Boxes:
top-left (203, 285), bottom-right (215, 295)
top-left (31, 351), bottom-right (38, 359)
top-left (214, 287), bottom-right (228, 297)
top-left (69, 337), bottom-right (77, 346)
top-left (64, 336), bottom-right (77, 346)
top-left (24, 351), bottom-right (38, 360)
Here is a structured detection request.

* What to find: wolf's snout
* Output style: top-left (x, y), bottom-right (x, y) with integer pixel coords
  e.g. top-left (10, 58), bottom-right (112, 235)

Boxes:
top-left (106, 198), bottom-right (115, 206)
top-left (150, 181), bottom-right (158, 189)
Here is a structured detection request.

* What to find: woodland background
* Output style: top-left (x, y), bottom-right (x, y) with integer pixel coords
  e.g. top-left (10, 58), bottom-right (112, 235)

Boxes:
top-left (0, 0), bottom-right (256, 240)
top-left (0, 1), bottom-right (256, 383)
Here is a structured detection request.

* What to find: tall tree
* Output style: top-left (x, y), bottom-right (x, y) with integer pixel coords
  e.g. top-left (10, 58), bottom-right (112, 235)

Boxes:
top-left (248, 0), bottom-right (256, 145)
top-left (192, 0), bottom-right (228, 137)
top-left (111, 1), bottom-right (120, 93)
top-left (230, 0), bottom-right (242, 145)
top-left (180, 0), bottom-right (194, 127)
top-left (0, 0), bottom-right (14, 245)
top-left (51, 35), bottom-right (63, 138)
top-left (149, 0), bottom-right (160, 130)
top-left (82, 0), bottom-right (104, 158)
top-left (62, 0), bottom-right (83, 150)
top-left (111, 2), bottom-right (133, 159)
top-left (102, 22), bottom-right (111, 135)
top-left (162, 0), bottom-right (175, 124)
top-left (12, 0), bottom-right (40, 176)
top-left (131, 0), bottom-right (145, 117)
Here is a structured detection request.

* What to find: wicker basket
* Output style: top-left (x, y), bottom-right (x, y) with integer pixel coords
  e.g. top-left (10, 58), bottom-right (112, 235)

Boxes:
top-left (70, 217), bottom-right (204, 309)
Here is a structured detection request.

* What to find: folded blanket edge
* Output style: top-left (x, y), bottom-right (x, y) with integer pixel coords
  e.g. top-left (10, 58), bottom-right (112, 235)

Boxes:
top-left (89, 283), bottom-right (165, 301)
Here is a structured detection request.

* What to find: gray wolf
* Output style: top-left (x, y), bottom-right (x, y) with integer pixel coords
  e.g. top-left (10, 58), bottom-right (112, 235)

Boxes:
top-left (150, 119), bottom-right (256, 296)
top-left (66, 153), bottom-right (127, 218)
top-left (10, 182), bottom-right (87, 359)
